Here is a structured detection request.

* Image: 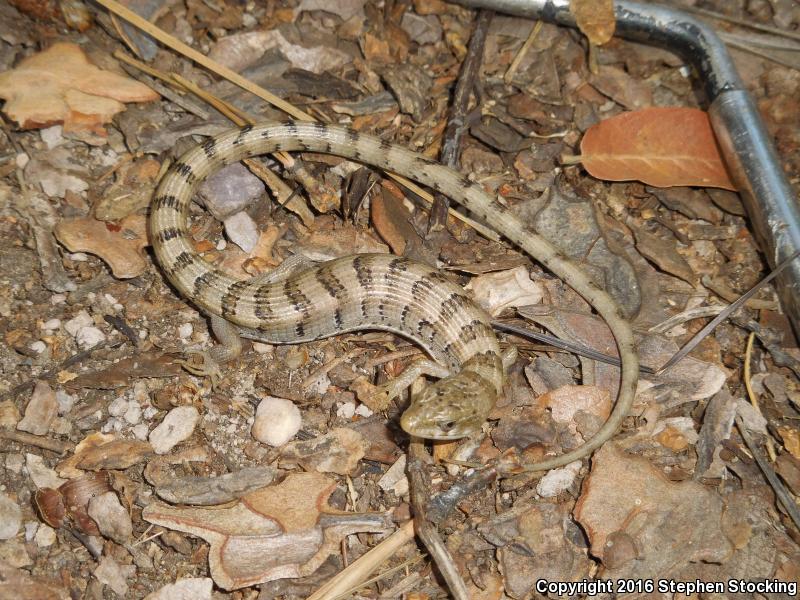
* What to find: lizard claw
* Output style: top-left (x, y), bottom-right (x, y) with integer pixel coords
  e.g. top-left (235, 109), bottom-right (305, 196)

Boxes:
top-left (177, 351), bottom-right (223, 388)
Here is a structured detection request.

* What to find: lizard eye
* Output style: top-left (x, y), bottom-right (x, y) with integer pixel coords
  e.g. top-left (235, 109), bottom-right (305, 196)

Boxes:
top-left (438, 420), bottom-right (456, 432)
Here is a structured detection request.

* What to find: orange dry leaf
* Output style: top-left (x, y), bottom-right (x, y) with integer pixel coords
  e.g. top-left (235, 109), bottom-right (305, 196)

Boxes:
top-left (580, 107), bottom-right (736, 190)
top-left (570, 0), bottom-right (616, 45)
top-left (0, 42), bottom-right (158, 138)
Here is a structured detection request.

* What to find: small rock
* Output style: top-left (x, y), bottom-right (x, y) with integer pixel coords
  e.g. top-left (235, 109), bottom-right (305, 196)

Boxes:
top-left (40, 125), bottom-right (64, 149)
top-left (0, 539), bottom-right (32, 567)
top-left (252, 396), bottom-right (301, 446)
top-left (55, 389), bottom-right (76, 414)
top-left (355, 404), bottom-right (373, 417)
top-left (0, 494), bottom-right (22, 540)
top-left (28, 341), bottom-right (46, 354)
top-left (378, 455), bottom-right (409, 496)
top-left (64, 310), bottom-right (93, 336)
top-left (401, 12), bottom-right (442, 44)
top-left (88, 492), bottom-right (133, 544)
top-left (94, 554), bottom-right (135, 597)
top-left (198, 162), bottom-right (265, 220)
top-left (75, 325), bottom-right (106, 349)
top-left (41, 318), bottom-right (61, 331)
top-left (5, 454), bottom-right (24, 474)
top-left (144, 577), bottom-right (214, 600)
top-left (108, 396), bottom-right (129, 417)
top-left (34, 524), bottom-right (56, 547)
top-left (149, 406), bottom-right (200, 454)
top-left (252, 342), bottom-right (273, 354)
top-left (337, 401), bottom-right (356, 419)
top-left (223, 211), bottom-right (259, 253)
top-left (17, 381), bottom-right (57, 435)
top-left (0, 400), bottom-right (21, 428)
top-left (25, 453), bottom-right (66, 489)
top-left (177, 323), bottom-right (193, 339)
top-left (132, 423), bottom-right (149, 440)
top-left (124, 402), bottom-right (142, 425)
top-left (536, 460), bottom-right (582, 497)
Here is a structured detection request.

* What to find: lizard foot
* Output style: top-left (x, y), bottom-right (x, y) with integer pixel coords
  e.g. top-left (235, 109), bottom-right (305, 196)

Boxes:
top-left (177, 351), bottom-right (223, 388)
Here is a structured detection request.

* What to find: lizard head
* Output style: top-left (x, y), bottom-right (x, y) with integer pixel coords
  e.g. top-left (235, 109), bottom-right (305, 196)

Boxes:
top-left (400, 371), bottom-right (496, 440)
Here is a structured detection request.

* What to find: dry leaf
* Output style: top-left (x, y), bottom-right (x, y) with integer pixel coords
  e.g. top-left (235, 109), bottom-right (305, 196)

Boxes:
top-left (0, 42), bottom-right (158, 139)
top-left (580, 107), bottom-right (736, 190)
top-left (778, 426), bottom-right (800, 459)
top-left (143, 472), bottom-right (392, 590)
top-left (570, 0), bottom-right (615, 45)
top-left (371, 186), bottom-right (418, 255)
top-left (54, 214), bottom-right (148, 279)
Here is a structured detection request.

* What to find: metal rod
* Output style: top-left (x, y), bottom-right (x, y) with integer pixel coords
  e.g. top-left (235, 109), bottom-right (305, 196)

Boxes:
top-left (452, 0), bottom-right (800, 334)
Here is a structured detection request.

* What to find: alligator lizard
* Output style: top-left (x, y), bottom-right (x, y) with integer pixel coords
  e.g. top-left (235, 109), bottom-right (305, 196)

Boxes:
top-left (150, 121), bottom-right (638, 471)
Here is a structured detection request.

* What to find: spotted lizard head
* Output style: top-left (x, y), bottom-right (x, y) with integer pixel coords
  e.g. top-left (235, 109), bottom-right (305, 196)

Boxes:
top-left (400, 370), bottom-right (496, 440)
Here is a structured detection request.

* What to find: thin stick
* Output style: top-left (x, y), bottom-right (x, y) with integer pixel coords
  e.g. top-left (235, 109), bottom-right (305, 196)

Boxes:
top-left (306, 520), bottom-right (416, 600)
top-left (743, 332), bottom-right (777, 461)
top-left (0, 430), bottom-right (73, 454)
top-left (735, 416), bottom-right (800, 532)
top-left (505, 20), bottom-right (543, 84)
top-left (656, 250), bottom-right (800, 374)
top-left (430, 9), bottom-right (493, 233)
top-left (719, 36), bottom-right (800, 71)
top-left (95, 0), bottom-right (314, 121)
top-left (680, 3), bottom-right (800, 43)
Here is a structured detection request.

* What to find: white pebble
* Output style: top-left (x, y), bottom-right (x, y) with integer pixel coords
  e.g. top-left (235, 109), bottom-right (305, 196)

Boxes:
top-left (132, 423), bottom-right (149, 441)
top-left (0, 494), bottom-right (22, 540)
top-left (355, 404), bottom-right (374, 417)
top-left (223, 211), bottom-right (259, 253)
top-left (251, 396), bottom-right (301, 446)
top-left (108, 396), bottom-right (129, 417)
top-left (104, 293), bottom-right (118, 305)
top-left (252, 342), bottom-right (273, 354)
top-left (149, 406), bottom-right (200, 454)
top-left (75, 326), bottom-right (106, 349)
top-left (39, 125), bottom-right (63, 149)
top-left (177, 323), bottom-right (193, 339)
top-left (41, 318), bottom-right (61, 330)
top-left (16, 153), bottom-right (29, 169)
top-left (216, 239), bottom-right (227, 251)
top-left (65, 310), bottom-right (93, 336)
top-left (50, 294), bottom-right (67, 305)
top-left (34, 524), bottom-right (56, 547)
top-left (56, 390), bottom-right (76, 415)
top-left (88, 492), bottom-right (133, 544)
top-left (536, 461), bottom-right (582, 498)
top-left (337, 401), bottom-right (356, 419)
top-left (68, 252), bottom-right (89, 261)
top-left (5, 454), bottom-right (24, 474)
top-left (29, 341), bottom-right (47, 354)
top-left (124, 402), bottom-right (142, 425)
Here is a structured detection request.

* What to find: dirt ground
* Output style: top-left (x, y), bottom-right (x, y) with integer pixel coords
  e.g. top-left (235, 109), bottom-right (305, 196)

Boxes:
top-left (0, 0), bottom-right (799, 598)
